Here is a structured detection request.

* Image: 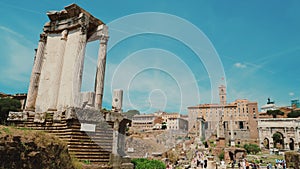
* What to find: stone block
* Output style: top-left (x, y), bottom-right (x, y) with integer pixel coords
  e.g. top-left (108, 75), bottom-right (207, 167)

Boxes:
top-left (120, 163), bottom-right (134, 169)
top-left (7, 112), bottom-right (28, 121)
top-left (34, 112), bottom-right (46, 123)
top-left (53, 111), bottom-right (63, 122)
top-left (65, 107), bottom-right (76, 119)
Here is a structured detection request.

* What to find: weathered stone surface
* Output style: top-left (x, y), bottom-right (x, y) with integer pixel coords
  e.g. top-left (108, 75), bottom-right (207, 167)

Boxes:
top-left (53, 111), bottom-right (62, 122)
top-left (33, 112), bottom-right (46, 123)
top-left (25, 4), bottom-right (108, 113)
top-left (7, 112), bottom-right (28, 121)
top-left (65, 107), bottom-right (77, 119)
top-left (112, 89), bottom-right (123, 113)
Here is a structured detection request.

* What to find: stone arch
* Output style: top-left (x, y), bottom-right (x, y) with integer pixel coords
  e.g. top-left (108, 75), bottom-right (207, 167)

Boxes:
top-left (263, 138), bottom-right (270, 149)
top-left (289, 138), bottom-right (295, 150)
top-left (272, 132), bottom-right (284, 149)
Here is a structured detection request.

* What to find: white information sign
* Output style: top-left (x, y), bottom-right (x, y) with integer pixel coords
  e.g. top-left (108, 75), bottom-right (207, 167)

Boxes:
top-left (80, 123), bottom-right (96, 132)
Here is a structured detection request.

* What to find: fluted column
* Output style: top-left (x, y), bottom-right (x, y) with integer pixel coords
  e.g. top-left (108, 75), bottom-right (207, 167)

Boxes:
top-left (25, 33), bottom-right (47, 111)
top-left (49, 30), bottom-right (68, 110)
top-left (95, 33), bottom-right (108, 110)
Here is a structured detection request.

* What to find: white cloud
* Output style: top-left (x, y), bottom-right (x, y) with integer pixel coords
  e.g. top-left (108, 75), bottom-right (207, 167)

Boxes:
top-left (234, 62), bottom-right (247, 69)
top-left (289, 92), bottom-right (295, 96)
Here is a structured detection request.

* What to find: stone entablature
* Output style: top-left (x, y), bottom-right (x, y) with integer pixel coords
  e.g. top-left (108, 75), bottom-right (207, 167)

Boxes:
top-left (44, 4), bottom-right (103, 39)
top-left (258, 118), bottom-right (300, 151)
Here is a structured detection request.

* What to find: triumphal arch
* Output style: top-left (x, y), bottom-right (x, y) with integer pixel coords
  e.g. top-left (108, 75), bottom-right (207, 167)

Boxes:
top-left (258, 118), bottom-right (300, 152)
top-left (8, 4), bottom-right (131, 168)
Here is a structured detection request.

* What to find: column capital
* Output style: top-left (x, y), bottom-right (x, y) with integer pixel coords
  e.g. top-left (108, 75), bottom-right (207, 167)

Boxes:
top-left (39, 33), bottom-right (47, 42)
top-left (100, 35), bottom-right (109, 44)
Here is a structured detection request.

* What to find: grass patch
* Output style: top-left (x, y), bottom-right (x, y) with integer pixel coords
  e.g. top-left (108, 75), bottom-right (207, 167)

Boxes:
top-left (3, 127), bottom-right (11, 134)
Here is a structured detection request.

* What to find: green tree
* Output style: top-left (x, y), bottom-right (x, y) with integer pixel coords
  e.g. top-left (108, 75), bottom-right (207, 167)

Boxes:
top-left (122, 109), bottom-right (140, 120)
top-left (218, 150), bottom-right (225, 160)
top-left (267, 110), bottom-right (284, 118)
top-left (0, 98), bottom-right (21, 124)
top-left (272, 132), bottom-right (283, 148)
top-left (287, 110), bottom-right (300, 118)
top-left (243, 143), bottom-right (261, 154)
top-left (131, 158), bottom-right (166, 169)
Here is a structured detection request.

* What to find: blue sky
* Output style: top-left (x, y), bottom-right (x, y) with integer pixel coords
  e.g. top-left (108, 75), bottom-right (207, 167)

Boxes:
top-left (0, 0), bottom-right (299, 114)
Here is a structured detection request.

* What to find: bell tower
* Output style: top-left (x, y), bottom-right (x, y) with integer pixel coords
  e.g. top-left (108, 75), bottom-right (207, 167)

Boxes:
top-left (219, 85), bottom-right (226, 105)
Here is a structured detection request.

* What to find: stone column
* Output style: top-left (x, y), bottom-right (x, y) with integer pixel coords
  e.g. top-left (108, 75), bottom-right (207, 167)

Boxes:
top-left (112, 89), bottom-right (123, 113)
top-left (198, 119), bottom-right (202, 138)
top-left (230, 116), bottom-right (235, 146)
top-left (95, 30), bottom-right (109, 110)
top-left (25, 33), bottom-right (47, 111)
top-left (49, 30), bottom-right (68, 110)
top-left (296, 127), bottom-right (300, 150)
top-left (259, 128), bottom-right (263, 149)
top-left (217, 121), bottom-right (220, 138)
top-left (112, 120), bottom-right (119, 155)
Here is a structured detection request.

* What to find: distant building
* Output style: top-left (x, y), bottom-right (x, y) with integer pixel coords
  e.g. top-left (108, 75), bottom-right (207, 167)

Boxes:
top-left (161, 112), bottom-right (180, 122)
top-left (188, 85), bottom-right (258, 145)
top-left (166, 117), bottom-right (188, 131)
top-left (131, 112), bottom-right (187, 131)
top-left (131, 114), bottom-right (157, 130)
top-left (291, 99), bottom-right (300, 109)
top-left (261, 98), bottom-right (277, 113)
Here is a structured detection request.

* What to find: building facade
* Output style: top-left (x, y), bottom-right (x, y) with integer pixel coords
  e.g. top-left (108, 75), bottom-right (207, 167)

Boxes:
top-left (258, 118), bottom-right (300, 151)
top-left (166, 117), bottom-right (188, 131)
top-left (188, 85), bottom-right (258, 145)
top-left (131, 114), bottom-right (157, 130)
top-left (131, 112), bottom-right (187, 131)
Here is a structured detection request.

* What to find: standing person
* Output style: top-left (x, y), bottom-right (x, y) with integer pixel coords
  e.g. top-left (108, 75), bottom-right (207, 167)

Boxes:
top-left (204, 159), bottom-right (208, 169)
top-left (245, 160), bottom-right (249, 169)
top-left (242, 159), bottom-right (246, 169)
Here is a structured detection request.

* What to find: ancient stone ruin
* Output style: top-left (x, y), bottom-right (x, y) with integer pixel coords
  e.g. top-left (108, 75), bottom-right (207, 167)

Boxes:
top-left (8, 4), bottom-right (132, 169)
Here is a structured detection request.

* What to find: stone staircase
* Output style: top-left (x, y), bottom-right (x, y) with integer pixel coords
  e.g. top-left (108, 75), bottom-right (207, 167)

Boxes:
top-left (10, 111), bottom-right (114, 165)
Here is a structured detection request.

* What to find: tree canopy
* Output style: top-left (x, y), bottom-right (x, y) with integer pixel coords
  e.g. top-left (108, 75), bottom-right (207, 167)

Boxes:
top-left (272, 132), bottom-right (283, 148)
top-left (266, 110), bottom-right (284, 118)
top-left (0, 98), bottom-right (21, 124)
top-left (287, 110), bottom-right (300, 118)
top-left (243, 143), bottom-right (261, 154)
top-left (122, 109), bottom-right (140, 120)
